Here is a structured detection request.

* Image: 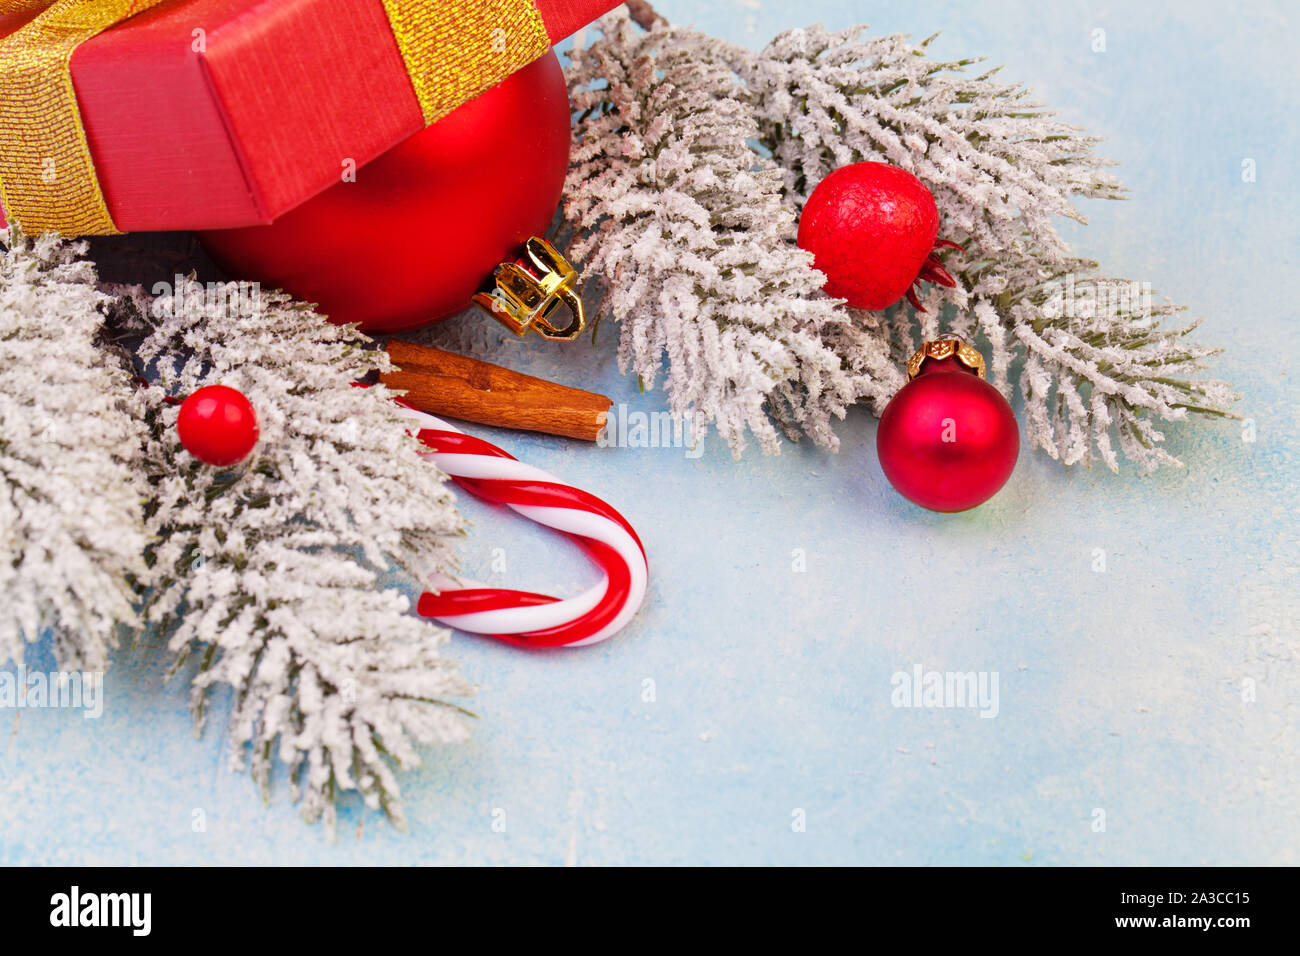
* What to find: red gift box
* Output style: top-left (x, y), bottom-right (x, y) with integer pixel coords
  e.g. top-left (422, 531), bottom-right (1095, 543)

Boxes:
top-left (0, 0), bottom-right (617, 233)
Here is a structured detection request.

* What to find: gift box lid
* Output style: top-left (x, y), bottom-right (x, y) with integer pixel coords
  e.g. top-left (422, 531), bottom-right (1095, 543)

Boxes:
top-left (0, 0), bottom-right (617, 234)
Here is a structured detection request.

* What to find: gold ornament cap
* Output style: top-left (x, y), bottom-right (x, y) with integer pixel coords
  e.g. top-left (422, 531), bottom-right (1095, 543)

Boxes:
top-left (472, 237), bottom-right (585, 342)
top-left (906, 337), bottom-right (987, 382)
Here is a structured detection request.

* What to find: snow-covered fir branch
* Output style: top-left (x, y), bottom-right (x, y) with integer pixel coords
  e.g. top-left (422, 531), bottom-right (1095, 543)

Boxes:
top-left (563, 13), bottom-right (1234, 469)
top-left (742, 24), bottom-right (1235, 472)
top-left (0, 229), bottom-right (147, 671)
top-left (562, 13), bottom-right (899, 454)
top-left (115, 282), bottom-right (471, 831)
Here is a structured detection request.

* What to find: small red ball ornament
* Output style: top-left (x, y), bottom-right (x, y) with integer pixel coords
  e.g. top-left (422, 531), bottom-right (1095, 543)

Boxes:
top-left (876, 340), bottom-right (1019, 512)
top-left (797, 161), bottom-right (961, 311)
top-left (177, 385), bottom-right (259, 466)
top-left (197, 50), bottom-right (572, 333)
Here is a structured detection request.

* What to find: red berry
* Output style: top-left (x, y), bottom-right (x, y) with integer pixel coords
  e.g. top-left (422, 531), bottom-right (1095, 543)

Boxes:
top-left (797, 162), bottom-right (958, 311)
top-left (176, 385), bottom-right (259, 466)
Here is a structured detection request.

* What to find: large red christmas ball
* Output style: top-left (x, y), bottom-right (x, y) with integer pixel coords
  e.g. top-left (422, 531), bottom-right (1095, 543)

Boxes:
top-left (876, 356), bottom-right (1019, 512)
top-left (177, 385), bottom-right (259, 466)
top-left (197, 50), bottom-right (571, 333)
top-left (797, 162), bottom-right (954, 311)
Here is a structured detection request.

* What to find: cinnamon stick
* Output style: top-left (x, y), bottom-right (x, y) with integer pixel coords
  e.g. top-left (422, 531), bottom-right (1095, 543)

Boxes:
top-left (381, 340), bottom-right (612, 442)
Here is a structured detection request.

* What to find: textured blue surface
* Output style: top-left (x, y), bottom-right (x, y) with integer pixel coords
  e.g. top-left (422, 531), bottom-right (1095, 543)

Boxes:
top-left (3, 0), bottom-right (1299, 865)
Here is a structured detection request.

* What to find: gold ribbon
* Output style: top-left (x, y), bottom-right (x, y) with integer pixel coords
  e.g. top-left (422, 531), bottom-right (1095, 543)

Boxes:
top-left (0, 0), bottom-right (168, 235)
top-left (0, 0), bottom-right (551, 236)
top-left (382, 0), bottom-right (550, 126)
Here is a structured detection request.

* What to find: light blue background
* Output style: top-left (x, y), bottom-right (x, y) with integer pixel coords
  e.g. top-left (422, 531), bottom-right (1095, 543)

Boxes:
top-left (3, 0), bottom-right (1298, 865)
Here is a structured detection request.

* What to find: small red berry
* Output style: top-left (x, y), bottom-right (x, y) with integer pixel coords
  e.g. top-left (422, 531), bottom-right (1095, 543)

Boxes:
top-left (797, 161), bottom-right (960, 311)
top-left (176, 385), bottom-right (259, 466)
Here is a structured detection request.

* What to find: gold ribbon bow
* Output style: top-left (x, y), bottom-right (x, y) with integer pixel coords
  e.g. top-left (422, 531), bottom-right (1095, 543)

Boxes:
top-left (0, 0), bottom-right (550, 235)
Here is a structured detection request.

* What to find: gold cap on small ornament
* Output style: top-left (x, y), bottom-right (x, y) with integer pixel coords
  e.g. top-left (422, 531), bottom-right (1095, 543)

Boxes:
top-left (472, 237), bottom-right (585, 342)
top-left (906, 337), bottom-right (987, 382)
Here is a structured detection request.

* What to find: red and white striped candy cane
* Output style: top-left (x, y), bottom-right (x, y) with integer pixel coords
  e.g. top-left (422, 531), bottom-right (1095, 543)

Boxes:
top-left (396, 403), bottom-right (648, 648)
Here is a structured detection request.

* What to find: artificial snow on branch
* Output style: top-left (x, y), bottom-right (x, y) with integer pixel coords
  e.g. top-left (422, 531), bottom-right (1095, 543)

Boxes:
top-left (562, 12), bottom-right (899, 454)
top-left (563, 11), bottom-right (1235, 469)
top-left (741, 24), bottom-right (1236, 472)
top-left (115, 281), bottom-right (472, 831)
top-left (0, 229), bottom-right (147, 672)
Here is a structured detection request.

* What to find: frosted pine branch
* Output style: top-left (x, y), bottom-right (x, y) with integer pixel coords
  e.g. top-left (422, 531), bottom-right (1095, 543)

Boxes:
top-left (563, 14), bottom-right (1234, 469)
top-left (115, 284), bottom-right (471, 831)
top-left (563, 12), bottom-right (898, 454)
top-left (741, 24), bottom-right (1235, 472)
top-left (0, 229), bottom-right (147, 671)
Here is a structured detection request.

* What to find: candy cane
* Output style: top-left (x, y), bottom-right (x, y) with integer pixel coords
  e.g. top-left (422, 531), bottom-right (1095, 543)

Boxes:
top-left (395, 403), bottom-right (648, 648)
